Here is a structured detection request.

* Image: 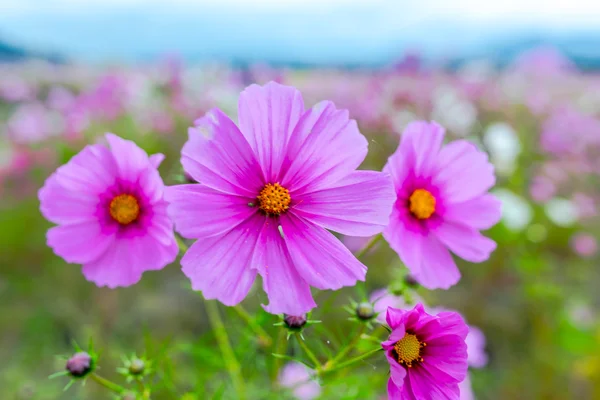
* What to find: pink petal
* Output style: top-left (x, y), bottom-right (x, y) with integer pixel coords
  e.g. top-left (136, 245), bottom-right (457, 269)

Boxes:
top-left (81, 239), bottom-right (143, 288)
top-left (433, 140), bottom-right (495, 203)
top-left (387, 378), bottom-right (404, 400)
top-left (47, 223), bottom-right (115, 264)
top-left (386, 351), bottom-right (408, 389)
top-left (51, 143), bottom-right (117, 195)
top-left (411, 235), bottom-right (461, 290)
top-left (466, 326), bottom-right (488, 368)
top-left (409, 366), bottom-right (460, 399)
top-left (386, 307), bottom-right (408, 329)
top-left (383, 209), bottom-right (425, 275)
top-left (280, 101), bottom-right (367, 194)
top-left (165, 184), bottom-right (255, 239)
top-left (181, 214), bottom-right (262, 306)
top-left (443, 194), bottom-right (502, 230)
top-left (149, 153), bottom-right (165, 168)
top-left (105, 133), bottom-right (150, 183)
top-left (279, 214), bottom-right (366, 290)
top-left (39, 173), bottom-right (99, 225)
top-left (182, 108), bottom-right (264, 197)
top-left (459, 374), bottom-right (475, 400)
top-left (433, 222), bottom-right (496, 263)
top-left (292, 171), bottom-right (395, 237)
top-left (237, 82), bottom-right (304, 182)
top-left (252, 221), bottom-right (316, 315)
top-left (422, 335), bottom-right (468, 384)
top-left (402, 121), bottom-right (446, 177)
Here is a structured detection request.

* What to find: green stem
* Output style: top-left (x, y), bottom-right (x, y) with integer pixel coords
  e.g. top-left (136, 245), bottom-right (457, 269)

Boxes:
top-left (271, 330), bottom-right (287, 383)
top-left (205, 301), bottom-right (246, 400)
top-left (176, 235), bottom-right (189, 253)
top-left (354, 234), bottom-right (383, 259)
top-left (319, 347), bottom-right (382, 375)
top-left (233, 305), bottom-right (273, 347)
top-left (296, 335), bottom-right (321, 368)
top-left (90, 373), bottom-right (126, 394)
top-left (330, 325), bottom-right (365, 365)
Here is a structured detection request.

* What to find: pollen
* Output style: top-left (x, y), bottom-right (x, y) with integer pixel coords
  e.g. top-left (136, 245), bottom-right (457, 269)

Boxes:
top-left (394, 333), bottom-right (426, 367)
top-left (409, 189), bottom-right (436, 219)
top-left (257, 183), bottom-right (291, 216)
top-left (109, 194), bottom-right (140, 225)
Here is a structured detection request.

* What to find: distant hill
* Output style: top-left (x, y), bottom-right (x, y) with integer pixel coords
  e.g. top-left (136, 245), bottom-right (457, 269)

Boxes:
top-left (0, 38), bottom-right (63, 63)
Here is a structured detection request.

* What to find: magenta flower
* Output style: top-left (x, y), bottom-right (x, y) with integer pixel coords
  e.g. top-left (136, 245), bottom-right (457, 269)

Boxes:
top-left (39, 133), bottom-right (178, 287)
top-left (383, 121), bottom-right (501, 289)
top-left (382, 304), bottom-right (468, 400)
top-left (165, 82), bottom-right (395, 315)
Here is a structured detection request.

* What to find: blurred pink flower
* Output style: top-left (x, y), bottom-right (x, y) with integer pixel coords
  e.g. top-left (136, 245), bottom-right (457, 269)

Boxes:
top-left (7, 102), bottom-right (60, 144)
top-left (0, 75), bottom-right (36, 102)
top-left (572, 193), bottom-right (597, 220)
top-left (570, 233), bottom-right (598, 258)
top-left (383, 121), bottom-right (501, 289)
top-left (529, 175), bottom-right (556, 203)
top-left (38, 133), bottom-right (178, 287)
top-left (511, 46), bottom-right (576, 77)
top-left (278, 362), bottom-right (321, 400)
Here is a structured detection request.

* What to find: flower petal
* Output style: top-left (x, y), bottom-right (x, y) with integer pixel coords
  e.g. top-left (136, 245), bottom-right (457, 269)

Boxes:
top-left (402, 121), bottom-right (446, 177)
top-left (383, 209), bottom-right (425, 275)
top-left (182, 108), bottom-right (264, 197)
top-left (39, 172), bottom-right (99, 225)
top-left (433, 140), bottom-right (496, 203)
top-left (180, 214), bottom-right (262, 306)
top-left (411, 235), bottom-right (461, 290)
top-left (280, 101), bottom-right (368, 193)
top-left (165, 184), bottom-right (255, 239)
top-left (252, 221), bottom-right (316, 315)
top-left (409, 366), bottom-right (460, 400)
top-left (105, 133), bottom-right (150, 183)
top-left (279, 214), bottom-right (366, 290)
top-left (149, 153), bottom-right (165, 168)
top-left (81, 233), bottom-right (176, 288)
top-left (47, 223), bottom-right (115, 264)
top-left (387, 378), bottom-right (404, 400)
top-left (386, 307), bottom-right (408, 329)
top-left (443, 194), bottom-right (502, 230)
top-left (237, 82), bottom-right (305, 182)
top-left (292, 171), bottom-right (395, 237)
top-left (386, 351), bottom-right (408, 389)
top-left (421, 334), bottom-right (468, 384)
top-left (433, 222), bottom-right (497, 263)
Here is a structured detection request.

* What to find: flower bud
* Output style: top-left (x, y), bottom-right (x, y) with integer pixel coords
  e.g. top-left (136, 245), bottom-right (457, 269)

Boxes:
top-left (284, 314), bottom-right (307, 330)
top-left (128, 358), bottom-right (145, 375)
top-left (66, 352), bottom-right (92, 377)
top-left (356, 302), bottom-right (375, 320)
top-left (404, 274), bottom-right (419, 287)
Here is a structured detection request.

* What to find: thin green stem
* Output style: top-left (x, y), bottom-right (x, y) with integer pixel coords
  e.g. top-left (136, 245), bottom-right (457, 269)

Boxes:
top-left (233, 305), bottom-right (273, 347)
top-left (270, 330), bottom-right (287, 383)
top-left (296, 335), bottom-right (321, 368)
top-left (90, 373), bottom-right (126, 394)
top-left (354, 234), bottom-right (383, 260)
top-left (319, 347), bottom-right (382, 375)
top-left (330, 325), bottom-right (365, 365)
top-left (176, 235), bottom-right (189, 253)
top-left (205, 301), bottom-right (246, 400)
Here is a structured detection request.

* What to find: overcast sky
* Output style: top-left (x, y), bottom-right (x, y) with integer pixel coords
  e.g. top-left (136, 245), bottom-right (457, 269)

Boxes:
top-left (1, 0), bottom-right (598, 63)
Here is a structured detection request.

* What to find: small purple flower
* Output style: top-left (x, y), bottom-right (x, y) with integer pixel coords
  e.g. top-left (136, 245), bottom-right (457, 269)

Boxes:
top-left (66, 352), bottom-right (92, 377)
top-left (278, 362), bottom-right (321, 400)
top-left (166, 82), bottom-right (395, 315)
top-left (466, 326), bottom-right (488, 369)
top-left (382, 304), bottom-right (469, 399)
top-left (383, 121), bottom-right (501, 289)
top-left (39, 133), bottom-right (178, 287)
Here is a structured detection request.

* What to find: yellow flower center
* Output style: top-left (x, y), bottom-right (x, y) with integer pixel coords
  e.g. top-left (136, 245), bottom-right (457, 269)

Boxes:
top-left (109, 194), bottom-right (140, 225)
top-left (394, 333), bottom-right (426, 367)
top-left (409, 189), bottom-right (436, 219)
top-left (257, 183), bottom-right (291, 216)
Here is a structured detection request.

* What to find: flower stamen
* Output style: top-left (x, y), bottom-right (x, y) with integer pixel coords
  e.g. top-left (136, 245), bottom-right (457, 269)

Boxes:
top-left (409, 189), bottom-right (436, 219)
top-left (257, 183), bottom-right (291, 216)
top-left (394, 333), bottom-right (426, 367)
top-left (109, 194), bottom-right (140, 225)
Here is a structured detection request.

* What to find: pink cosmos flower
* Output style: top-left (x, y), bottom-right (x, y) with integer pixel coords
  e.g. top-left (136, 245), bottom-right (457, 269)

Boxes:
top-left (382, 304), bottom-right (468, 399)
top-left (278, 362), bottom-right (321, 400)
top-left (165, 81), bottom-right (395, 315)
top-left (570, 233), bottom-right (598, 258)
top-left (38, 133), bottom-right (178, 287)
top-left (383, 121), bottom-right (501, 289)
top-left (370, 288), bottom-right (424, 325)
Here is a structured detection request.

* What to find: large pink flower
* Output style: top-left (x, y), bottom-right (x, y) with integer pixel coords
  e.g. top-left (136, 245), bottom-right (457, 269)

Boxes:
top-left (165, 81), bottom-right (395, 315)
top-left (383, 121), bottom-right (501, 289)
top-left (38, 133), bottom-right (178, 287)
top-left (382, 304), bottom-right (469, 400)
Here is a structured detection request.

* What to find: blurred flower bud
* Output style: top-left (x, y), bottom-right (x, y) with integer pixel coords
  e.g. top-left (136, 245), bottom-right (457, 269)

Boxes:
top-left (121, 392), bottom-right (137, 400)
top-left (404, 274), bottom-right (419, 288)
top-left (284, 314), bottom-right (307, 330)
top-left (128, 358), bottom-right (145, 375)
top-left (355, 302), bottom-right (375, 320)
top-left (66, 352), bottom-right (92, 377)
